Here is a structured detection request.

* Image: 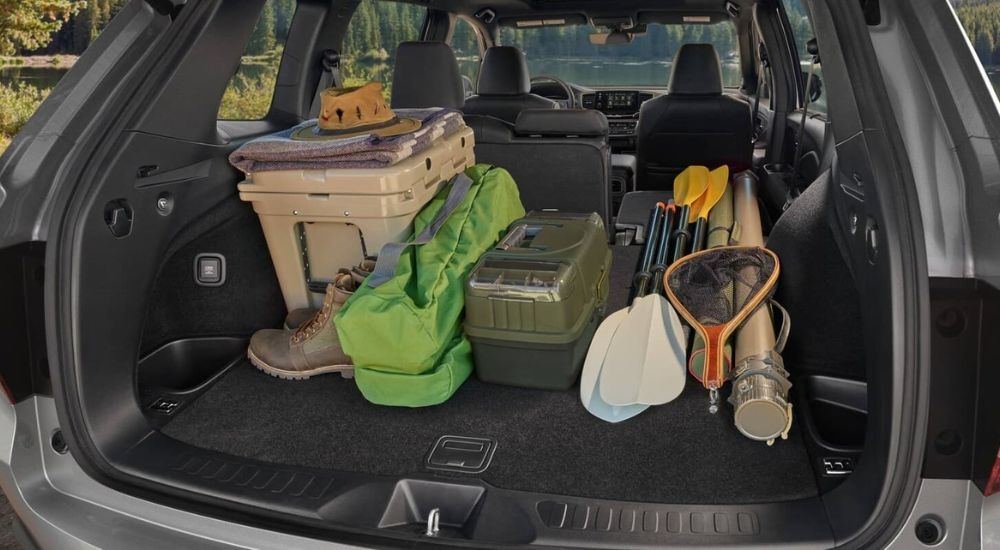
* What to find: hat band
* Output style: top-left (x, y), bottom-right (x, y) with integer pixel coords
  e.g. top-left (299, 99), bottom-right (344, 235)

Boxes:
top-left (312, 116), bottom-right (403, 137)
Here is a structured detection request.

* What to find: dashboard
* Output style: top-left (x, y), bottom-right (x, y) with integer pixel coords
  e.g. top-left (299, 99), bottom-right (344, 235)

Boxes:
top-left (528, 80), bottom-right (663, 145)
top-left (581, 90), bottom-right (657, 138)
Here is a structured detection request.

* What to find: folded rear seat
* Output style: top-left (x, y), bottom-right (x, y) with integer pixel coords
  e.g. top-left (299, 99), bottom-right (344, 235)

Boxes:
top-left (467, 109), bottom-right (612, 228)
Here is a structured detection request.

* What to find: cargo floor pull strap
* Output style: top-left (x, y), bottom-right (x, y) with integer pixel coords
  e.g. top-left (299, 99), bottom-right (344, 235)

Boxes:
top-left (367, 173), bottom-right (474, 288)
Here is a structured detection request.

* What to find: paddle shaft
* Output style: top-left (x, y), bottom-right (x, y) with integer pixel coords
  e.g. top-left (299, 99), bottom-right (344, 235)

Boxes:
top-left (671, 204), bottom-right (692, 263)
top-left (690, 216), bottom-right (708, 254)
top-left (650, 205), bottom-right (676, 295)
top-left (634, 204), bottom-right (665, 299)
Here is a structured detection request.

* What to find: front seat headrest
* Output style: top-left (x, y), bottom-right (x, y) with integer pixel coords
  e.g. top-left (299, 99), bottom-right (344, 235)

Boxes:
top-left (667, 43), bottom-right (723, 96)
top-left (477, 46), bottom-right (532, 96)
top-left (391, 41), bottom-right (465, 109)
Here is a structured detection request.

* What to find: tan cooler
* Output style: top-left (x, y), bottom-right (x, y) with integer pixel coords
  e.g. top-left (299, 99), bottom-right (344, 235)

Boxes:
top-left (238, 126), bottom-right (475, 310)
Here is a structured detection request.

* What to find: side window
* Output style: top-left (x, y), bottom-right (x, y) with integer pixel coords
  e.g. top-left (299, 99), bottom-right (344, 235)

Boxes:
top-left (450, 17), bottom-right (482, 96)
top-left (955, 2), bottom-right (1000, 99)
top-left (781, 0), bottom-right (826, 116)
top-left (341, 0), bottom-right (428, 102)
top-left (218, 0), bottom-right (295, 120)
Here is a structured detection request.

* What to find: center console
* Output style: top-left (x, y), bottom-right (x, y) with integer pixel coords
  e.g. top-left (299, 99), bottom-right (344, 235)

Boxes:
top-left (581, 90), bottom-right (654, 146)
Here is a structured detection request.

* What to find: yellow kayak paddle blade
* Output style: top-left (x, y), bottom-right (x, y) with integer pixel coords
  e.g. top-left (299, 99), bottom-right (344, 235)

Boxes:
top-left (695, 165), bottom-right (729, 221)
top-left (673, 165), bottom-right (710, 207)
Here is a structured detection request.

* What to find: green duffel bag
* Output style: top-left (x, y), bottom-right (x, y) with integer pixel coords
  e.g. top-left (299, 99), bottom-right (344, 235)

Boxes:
top-left (335, 165), bottom-right (525, 407)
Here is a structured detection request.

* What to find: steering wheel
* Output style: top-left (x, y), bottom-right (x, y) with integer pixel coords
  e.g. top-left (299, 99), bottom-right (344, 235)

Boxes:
top-left (530, 75), bottom-right (576, 109)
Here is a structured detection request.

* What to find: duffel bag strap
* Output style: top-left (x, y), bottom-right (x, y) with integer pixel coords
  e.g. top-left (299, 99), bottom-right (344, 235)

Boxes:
top-left (367, 173), bottom-right (475, 288)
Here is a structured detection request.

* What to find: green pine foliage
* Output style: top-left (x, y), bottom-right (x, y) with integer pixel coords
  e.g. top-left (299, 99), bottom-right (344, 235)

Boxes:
top-left (955, 1), bottom-right (1000, 65)
top-left (246, 1), bottom-right (277, 56)
top-left (0, 0), bottom-right (86, 55)
top-left (495, 23), bottom-right (737, 63)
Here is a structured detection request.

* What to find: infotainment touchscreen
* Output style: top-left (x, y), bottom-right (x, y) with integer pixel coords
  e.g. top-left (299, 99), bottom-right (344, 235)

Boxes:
top-left (595, 91), bottom-right (640, 113)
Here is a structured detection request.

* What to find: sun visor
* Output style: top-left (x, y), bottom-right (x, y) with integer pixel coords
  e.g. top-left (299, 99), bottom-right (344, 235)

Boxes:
top-left (497, 13), bottom-right (587, 28)
top-left (636, 11), bottom-right (731, 25)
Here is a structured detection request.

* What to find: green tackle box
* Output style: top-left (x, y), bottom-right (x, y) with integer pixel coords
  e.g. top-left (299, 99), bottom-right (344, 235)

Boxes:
top-left (464, 212), bottom-right (612, 390)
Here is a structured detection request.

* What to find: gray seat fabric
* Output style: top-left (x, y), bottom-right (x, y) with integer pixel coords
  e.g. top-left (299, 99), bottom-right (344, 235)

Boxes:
top-left (467, 109), bottom-right (612, 227)
top-left (636, 43), bottom-right (753, 190)
top-left (390, 42), bottom-right (465, 109)
top-left (463, 46), bottom-right (558, 125)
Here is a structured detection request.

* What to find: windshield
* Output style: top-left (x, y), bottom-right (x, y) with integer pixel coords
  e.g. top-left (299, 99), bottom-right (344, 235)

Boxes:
top-left (494, 23), bottom-right (740, 88)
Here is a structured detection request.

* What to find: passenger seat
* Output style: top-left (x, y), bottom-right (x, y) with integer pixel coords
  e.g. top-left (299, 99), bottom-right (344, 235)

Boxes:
top-left (389, 42), bottom-right (612, 228)
top-left (462, 46), bottom-right (559, 124)
top-left (390, 41), bottom-right (466, 109)
top-left (468, 110), bottom-right (612, 227)
top-left (636, 44), bottom-right (753, 190)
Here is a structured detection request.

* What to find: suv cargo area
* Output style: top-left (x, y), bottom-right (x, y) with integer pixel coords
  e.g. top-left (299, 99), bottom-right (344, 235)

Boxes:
top-left (18, 0), bottom-right (927, 547)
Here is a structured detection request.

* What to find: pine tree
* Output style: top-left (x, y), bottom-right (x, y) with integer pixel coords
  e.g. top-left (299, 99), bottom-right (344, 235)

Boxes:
top-left (274, 0), bottom-right (295, 41)
top-left (0, 0), bottom-right (86, 55)
top-left (246, 0), bottom-right (277, 56)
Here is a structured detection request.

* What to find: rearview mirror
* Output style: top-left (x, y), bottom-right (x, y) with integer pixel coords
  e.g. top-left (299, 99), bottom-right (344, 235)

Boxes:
top-left (589, 30), bottom-right (633, 45)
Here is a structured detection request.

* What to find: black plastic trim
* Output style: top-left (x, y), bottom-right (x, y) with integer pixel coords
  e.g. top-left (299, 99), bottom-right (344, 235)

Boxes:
top-left (0, 242), bottom-right (51, 402)
top-left (924, 278), bottom-right (1000, 492)
top-left (113, 432), bottom-right (835, 548)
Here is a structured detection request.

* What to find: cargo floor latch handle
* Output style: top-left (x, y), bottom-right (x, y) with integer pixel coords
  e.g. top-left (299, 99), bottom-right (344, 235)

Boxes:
top-left (368, 173), bottom-right (474, 288)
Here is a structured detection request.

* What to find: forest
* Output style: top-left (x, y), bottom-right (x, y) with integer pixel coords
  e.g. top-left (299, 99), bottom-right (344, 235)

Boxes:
top-left (954, 0), bottom-right (1000, 65)
top-left (2, 0), bottom-right (999, 151)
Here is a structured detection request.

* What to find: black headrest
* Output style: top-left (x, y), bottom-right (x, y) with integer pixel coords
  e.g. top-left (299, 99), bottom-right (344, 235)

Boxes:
top-left (477, 46), bottom-right (531, 96)
top-left (391, 42), bottom-right (465, 108)
top-left (514, 109), bottom-right (609, 137)
top-left (668, 43), bottom-right (723, 96)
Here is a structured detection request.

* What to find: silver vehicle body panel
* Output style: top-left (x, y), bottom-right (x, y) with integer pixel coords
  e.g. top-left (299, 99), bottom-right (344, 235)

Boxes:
top-left (0, 396), bottom-right (358, 549)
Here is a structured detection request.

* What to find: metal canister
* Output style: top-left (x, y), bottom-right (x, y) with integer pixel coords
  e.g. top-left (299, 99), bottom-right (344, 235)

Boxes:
top-left (729, 350), bottom-right (792, 442)
top-left (730, 171), bottom-right (794, 445)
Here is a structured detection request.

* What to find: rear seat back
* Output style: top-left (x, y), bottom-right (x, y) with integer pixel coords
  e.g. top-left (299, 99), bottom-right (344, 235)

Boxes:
top-left (467, 109), bottom-right (612, 228)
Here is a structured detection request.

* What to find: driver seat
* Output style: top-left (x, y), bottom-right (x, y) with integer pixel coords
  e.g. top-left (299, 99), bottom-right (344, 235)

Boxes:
top-left (462, 46), bottom-right (558, 124)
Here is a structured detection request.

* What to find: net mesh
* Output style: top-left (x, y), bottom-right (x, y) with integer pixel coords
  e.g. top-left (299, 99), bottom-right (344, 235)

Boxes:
top-left (667, 247), bottom-right (776, 327)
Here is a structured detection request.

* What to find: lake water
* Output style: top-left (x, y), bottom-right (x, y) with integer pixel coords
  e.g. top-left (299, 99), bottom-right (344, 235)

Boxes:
top-left (0, 66), bottom-right (68, 89)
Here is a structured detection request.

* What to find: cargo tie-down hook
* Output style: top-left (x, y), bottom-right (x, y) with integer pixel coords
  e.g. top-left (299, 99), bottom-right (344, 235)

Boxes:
top-left (425, 508), bottom-right (440, 537)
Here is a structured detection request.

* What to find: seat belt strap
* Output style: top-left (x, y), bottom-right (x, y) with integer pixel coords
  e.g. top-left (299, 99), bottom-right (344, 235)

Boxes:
top-left (751, 43), bottom-right (769, 144)
top-left (786, 40), bottom-right (819, 211)
top-left (310, 49), bottom-right (342, 116)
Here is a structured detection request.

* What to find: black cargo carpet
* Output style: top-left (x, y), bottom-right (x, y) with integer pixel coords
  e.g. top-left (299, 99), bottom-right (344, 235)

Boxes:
top-left (162, 246), bottom-right (817, 504)
top-left (163, 366), bottom-right (817, 504)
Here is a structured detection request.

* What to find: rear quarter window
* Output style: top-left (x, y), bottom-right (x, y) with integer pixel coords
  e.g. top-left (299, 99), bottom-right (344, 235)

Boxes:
top-left (218, 0), bottom-right (294, 120)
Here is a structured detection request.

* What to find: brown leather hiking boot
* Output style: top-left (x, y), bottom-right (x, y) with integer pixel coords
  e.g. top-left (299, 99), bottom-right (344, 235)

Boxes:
top-left (249, 272), bottom-right (356, 379)
top-left (283, 256), bottom-right (376, 330)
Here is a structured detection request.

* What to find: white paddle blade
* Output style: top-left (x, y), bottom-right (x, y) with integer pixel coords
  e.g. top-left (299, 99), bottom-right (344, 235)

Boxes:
top-left (598, 295), bottom-right (688, 406)
top-left (580, 309), bottom-right (649, 423)
top-left (635, 300), bottom-right (688, 405)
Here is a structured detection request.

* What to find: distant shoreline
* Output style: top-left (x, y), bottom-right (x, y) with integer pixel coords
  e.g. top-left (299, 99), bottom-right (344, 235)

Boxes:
top-left (0, 55), bottom-right (79, 69)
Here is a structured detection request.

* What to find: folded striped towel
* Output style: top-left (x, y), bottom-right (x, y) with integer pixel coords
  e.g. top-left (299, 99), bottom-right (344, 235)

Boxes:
top-left (229, 108), bottom-right (463, 174)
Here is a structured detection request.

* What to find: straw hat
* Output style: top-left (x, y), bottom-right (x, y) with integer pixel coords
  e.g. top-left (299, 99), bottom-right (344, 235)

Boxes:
top-left (291, 82), bottom-right (421, 141)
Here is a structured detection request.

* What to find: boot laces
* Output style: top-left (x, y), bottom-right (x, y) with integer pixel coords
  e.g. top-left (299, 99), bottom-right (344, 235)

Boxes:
top-left (291, 272), bottom-right (353, 343)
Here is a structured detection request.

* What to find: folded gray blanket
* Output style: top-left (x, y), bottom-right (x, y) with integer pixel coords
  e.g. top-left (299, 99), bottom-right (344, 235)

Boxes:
top-left (229, 108), bottom-right (463, 174)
